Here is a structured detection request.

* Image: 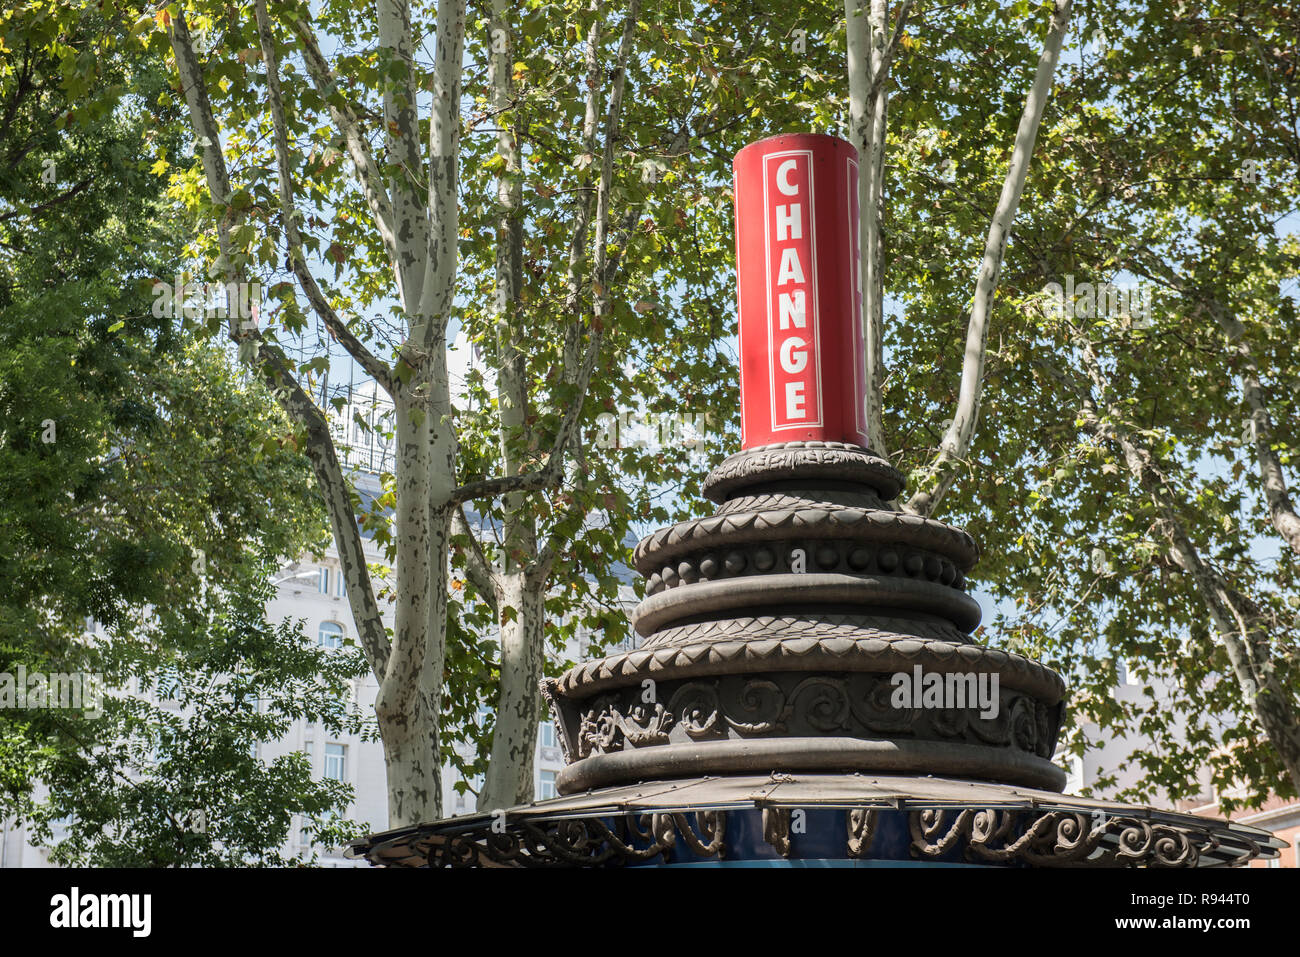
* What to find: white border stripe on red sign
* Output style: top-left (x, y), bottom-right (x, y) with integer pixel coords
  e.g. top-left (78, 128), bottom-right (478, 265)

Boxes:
top-left (847, 156), bottom-right (866, 442)
top-left (761, 149), bottom-right (823, 431)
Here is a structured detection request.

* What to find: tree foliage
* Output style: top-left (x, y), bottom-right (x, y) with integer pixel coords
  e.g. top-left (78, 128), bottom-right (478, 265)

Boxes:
top-left (0, 2), bottom-right (366, 863)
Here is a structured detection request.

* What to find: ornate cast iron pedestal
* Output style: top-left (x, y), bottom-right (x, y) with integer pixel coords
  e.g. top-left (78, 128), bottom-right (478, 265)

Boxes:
top-left (544, 440), bottom-right (1065, 796)
top-left (348, 439), bottom-right (1281, 868)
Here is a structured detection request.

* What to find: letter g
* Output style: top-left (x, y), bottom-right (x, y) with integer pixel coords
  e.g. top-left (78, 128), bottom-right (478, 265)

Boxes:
top-left (779, 336), bottom-right (808, 373)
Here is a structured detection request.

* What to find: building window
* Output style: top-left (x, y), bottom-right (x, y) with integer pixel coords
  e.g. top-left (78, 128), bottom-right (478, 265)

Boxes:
top-left (324, 742), bottom-right (346, 781)
top-left (318, 566), bottom-right (330, 594)
top-left (335, 567), bottom-right (346, 598)
top-left (538, 770), bottom-right (557, 800)
top-left (540, 722), bottom-right (556, 748)
top-left (318, 621), bottom-right (344, 649)
top-left (156, 671), bottom-right (180, 701)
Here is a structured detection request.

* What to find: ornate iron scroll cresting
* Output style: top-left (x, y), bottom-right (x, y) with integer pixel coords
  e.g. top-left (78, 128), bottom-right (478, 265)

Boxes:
top-left (424, 811), bottom-right (727, 868)
top-left (908, 808), bottom-right (1216, 868)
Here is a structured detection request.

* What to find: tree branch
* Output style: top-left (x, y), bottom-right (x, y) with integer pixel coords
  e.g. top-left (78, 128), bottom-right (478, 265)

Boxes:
top-left (377, 0), bottom-right (432, 316)
top-left (414, 0), bottom-right (466, 325)
top-left (167, 4), bottom-right (391, 685)
top-left (1196, 300), bottom-right (1300, 555)
top-left (452, 504), bottom-right (499, 615)
top-left (283, 10), bottom-right (401, 272)
top-left (1120, 246), bottom-right (1300, 557)
top-left (868, 0), bottom-right (915, 99)
top-left (1073, 333), bottom-right (1300, 792)
top-left (0, 176), bottom-right (92, 222)
top-left (846, 0), bottom-right (904, 456)
top-left (445, 0), bottom-right (639, 513)
top-left (254, 0), bottom-right (395, 395)
top-left (558, 14), bottom-right (605, 385)
top-left (905, 0), bottom-right (1072, 517)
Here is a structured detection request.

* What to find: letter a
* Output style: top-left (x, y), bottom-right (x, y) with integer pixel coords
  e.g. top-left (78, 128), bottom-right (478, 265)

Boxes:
top-left (776, 247), bottom-right (805, 286)
top-left (50, 894), bottom-right (70, 929)
top-left (890, 671), bottom-right (910, 710)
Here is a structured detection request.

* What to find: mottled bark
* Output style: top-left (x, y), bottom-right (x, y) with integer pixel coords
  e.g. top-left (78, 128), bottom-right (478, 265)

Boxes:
top-left (1241, 357), bottom-right (1300, 555)
top-left (478, 0), bottom-right (539, 809)
top-left (480, 574), bottom-right (546, 809)
top-left (177, 0), bottom-right (466, 826)
top-left (173, 0), bottom-right (663, 825)
top-left (379, 390), bottom-right (439, 825)
top-left (376, 689), bottom-right (441, 827)
top-left (477, 0), bottom-right (642, 805)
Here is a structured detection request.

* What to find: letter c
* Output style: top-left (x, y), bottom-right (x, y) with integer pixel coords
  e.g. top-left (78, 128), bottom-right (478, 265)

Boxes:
top-left (776, 159), bottom-right (799, 196)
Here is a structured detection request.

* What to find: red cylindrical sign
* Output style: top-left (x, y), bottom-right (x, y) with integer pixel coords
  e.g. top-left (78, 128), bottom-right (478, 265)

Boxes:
top-left (733, 133), bottom-right (867, 449)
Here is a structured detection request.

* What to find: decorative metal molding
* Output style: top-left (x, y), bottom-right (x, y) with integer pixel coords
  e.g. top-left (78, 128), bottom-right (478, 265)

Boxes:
top-left (643, 611), bottom-right (971, 649)
top-left (702, 441), bottom-right (905, 503)
top-left (536, 432), bottom-right (1074, 802)
top-left (549, 617), bottom-right (1066, 704)
top-left (569, 673), bottom-right (1061, 761)
top-left (576, 695), bottom-right (673, 759)
top-left (350, 802), bottom-right (1269, 868)
top-left (536, 438), bottom-right (1073, 801)
top-left (539, 677), bottom-right (577, 763)
top-left (847, 807), bottom-right (881, 858)
top-left (908, 808), bottom-right (1233, 868)
top-left (632, 571), bottom-right (983, 636)
top-left (633, 503), bottom-right (979, 578)
top-left (763, 807), bottom-right (792, 857)
top-left (643, 538), bottom-right (967, 597)
top-left (416, 811), bottom-right (727, 869)
top-left (558, 736), bottom-right (1067, 794)
top-left (716, 489), bottom-right (888, 514)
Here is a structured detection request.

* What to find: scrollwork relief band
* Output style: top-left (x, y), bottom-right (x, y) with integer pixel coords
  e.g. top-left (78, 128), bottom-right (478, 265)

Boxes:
top-left (572, 673), bottom-right (1059, 761)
